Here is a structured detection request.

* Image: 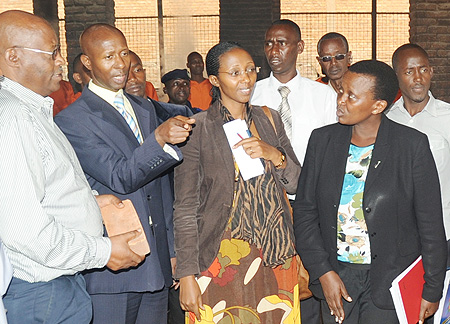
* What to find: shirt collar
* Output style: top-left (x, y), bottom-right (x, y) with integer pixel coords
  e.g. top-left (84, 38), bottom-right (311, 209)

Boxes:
top-left (88, 80), bottom-right (122, 107)
top-left (0, 76), bottom-right (54, 122)
top-left (422, 91), bottom-right (437, 116)
top-left (268, 69), bottom-right (301, 89)
top-left (392, 91), bottom-right (437, 117)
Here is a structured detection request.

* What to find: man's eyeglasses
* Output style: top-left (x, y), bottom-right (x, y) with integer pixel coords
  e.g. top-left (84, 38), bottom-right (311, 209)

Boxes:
top-left (14, 45), bottom-right (61, 60)
top-left (218, 66), bottom-right (260, 78)
top-left (318, 53), bottom-right (347, 63)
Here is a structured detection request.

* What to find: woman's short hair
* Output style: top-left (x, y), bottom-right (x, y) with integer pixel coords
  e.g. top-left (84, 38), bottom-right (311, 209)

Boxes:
top-left (348, 60), bottom-right (399, 109)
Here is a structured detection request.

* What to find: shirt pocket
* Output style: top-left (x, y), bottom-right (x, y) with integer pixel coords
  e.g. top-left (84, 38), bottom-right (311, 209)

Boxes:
top-left (428, 134), bottom-right (448, 169)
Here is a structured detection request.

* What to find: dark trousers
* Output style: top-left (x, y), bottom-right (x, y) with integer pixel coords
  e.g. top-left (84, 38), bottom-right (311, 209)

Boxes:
top-left (321, 262), bottom-right (399, 324)
top-left (4, 274), bottom-right (92, 324)
top-left (90, 287), bottom-right (168, 324)
top-left (301, 295), bottom-right (322, 324)
top-left (167, 286), bottom-right (184, 324)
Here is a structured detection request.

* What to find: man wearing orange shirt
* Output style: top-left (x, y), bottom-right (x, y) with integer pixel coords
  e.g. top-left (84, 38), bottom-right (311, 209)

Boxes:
top-left (49, 80), bottom-right (80, 116)
top-left (186, 51), bottom-right (211, 110)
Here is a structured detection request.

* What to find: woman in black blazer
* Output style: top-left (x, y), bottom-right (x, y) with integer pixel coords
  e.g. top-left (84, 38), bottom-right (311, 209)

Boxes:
top-left (293, 60), bottom-right (447, 324)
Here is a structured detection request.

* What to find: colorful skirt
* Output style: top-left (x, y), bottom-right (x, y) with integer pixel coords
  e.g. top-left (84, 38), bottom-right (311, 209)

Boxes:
top-left (186, 228), bottom-right (301, 324)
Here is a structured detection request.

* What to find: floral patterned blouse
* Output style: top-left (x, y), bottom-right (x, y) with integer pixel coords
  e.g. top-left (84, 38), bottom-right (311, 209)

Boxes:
top-left (337, 143), bottom-right (374, 264)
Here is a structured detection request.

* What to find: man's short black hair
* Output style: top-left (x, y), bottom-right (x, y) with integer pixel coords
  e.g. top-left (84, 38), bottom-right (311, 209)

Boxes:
top-left (72, 53), bottom-right (83, 73)
top-left (349, 60), bottom-right (399, 109)
top-left (317, 32), bottom-right (349, 54)
top-left (268, 19), bottom-right (301, 41)
top-left (392, 43), bottom-right (429, 72)
top-left (187, 51), bottom-right (202, 62)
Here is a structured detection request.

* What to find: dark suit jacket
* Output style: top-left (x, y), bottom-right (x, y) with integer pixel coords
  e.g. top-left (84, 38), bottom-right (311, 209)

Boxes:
top-left (173, 101), bottom-right (301, 279)
top-left (55, 88), bottom-right (182, 294)
top-left (293, 115), bottom-right (447, 309)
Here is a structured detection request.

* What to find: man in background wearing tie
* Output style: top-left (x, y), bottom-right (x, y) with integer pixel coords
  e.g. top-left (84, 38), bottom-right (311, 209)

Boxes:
top-left (250, 19), bottom-right (337, 324)
top-left (55, 24), bottom-right (194, 324)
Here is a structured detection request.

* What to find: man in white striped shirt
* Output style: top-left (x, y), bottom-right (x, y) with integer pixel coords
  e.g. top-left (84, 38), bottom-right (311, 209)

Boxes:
top-left (0, 10), bottom-right (144, 324)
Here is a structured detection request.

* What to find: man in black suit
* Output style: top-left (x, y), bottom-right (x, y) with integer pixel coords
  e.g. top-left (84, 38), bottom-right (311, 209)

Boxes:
top-left (293, 60), bottom-right (446, 324)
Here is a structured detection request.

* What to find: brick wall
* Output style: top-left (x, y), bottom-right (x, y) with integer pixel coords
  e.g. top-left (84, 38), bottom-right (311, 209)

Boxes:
top-left (0, 1), bottom-right (32, 13)
top-left (220, 0), bottom-right (280, 80)
top-left (410, 0), bottom-right (450, 103)
top-left (64, 0), bottom-right (115, 86)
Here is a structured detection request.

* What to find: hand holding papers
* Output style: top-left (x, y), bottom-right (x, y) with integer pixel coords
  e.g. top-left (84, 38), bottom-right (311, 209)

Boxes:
top-left (222, 119), bottom-right (265, 181)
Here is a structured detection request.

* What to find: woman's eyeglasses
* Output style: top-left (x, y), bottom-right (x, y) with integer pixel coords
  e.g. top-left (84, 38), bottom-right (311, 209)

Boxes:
top-left (218, 66), bottom-right (261, 78)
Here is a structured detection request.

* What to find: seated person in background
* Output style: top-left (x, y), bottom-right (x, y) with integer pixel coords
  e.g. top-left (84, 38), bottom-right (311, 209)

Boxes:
top-left (125, 52), bottom-right (193, 121)
top-left (186, 51), bottom-right (212, 110)
top-left (316, 32), bottom-right (352, 93)
top-left (72, 52), bottom-right (91, 92)
top-left (49, 79), bottom-right (80, 116)
top-left (161, 68), bottom-right (201, 114)
top-left (294, 60), bottom-right (447, 324)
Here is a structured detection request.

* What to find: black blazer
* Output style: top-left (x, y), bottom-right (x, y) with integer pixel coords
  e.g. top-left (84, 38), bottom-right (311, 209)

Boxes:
top-left (293, 115), bottom-right (447, 309)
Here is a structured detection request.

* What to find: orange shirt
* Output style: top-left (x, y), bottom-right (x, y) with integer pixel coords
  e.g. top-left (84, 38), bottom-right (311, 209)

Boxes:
top-left (316, 76), bottom-right (328, 85)
top-left (49, 80), bottom-right (80, 116)
top-left (188, 79), bottom-right (212, 110)
top-left (145, 81), bottom-right (159, 101)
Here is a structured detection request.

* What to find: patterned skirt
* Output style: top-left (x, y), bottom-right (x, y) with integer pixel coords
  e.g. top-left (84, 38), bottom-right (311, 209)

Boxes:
top-left (186, 227), bottom-right (301, 324)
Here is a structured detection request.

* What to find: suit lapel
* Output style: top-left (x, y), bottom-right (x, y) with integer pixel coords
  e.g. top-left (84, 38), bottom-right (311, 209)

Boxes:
top-left (252, 108), bottom-right (278, 147)
top-left (364, 115), bottom-right (391, 192)
top-left (126, 93), bottom-right (153, 139)
top-left (83, 89), bottom-right (142, 147)
top-left (206, 103), bottom-right (235, 184)
top-left (331, 125), bottom-right (353, 198)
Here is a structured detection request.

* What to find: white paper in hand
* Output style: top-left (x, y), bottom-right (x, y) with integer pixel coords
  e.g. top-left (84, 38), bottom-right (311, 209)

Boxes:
top-left (222, 119), bottom-right (265, 181)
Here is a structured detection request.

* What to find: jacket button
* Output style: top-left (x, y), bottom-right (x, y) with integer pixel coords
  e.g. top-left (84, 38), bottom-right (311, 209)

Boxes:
top-left (333, 204), bottom-right (337, 208)
top-left (373, 254), bottom-right (377, 260)
top-left (147, 195), bottom-right (152, 201)
top-left (365, 207), bottom-right (371, 213)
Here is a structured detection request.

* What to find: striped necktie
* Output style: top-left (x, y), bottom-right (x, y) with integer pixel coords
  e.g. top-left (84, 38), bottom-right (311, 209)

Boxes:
top-left (114, 93), bottom-right (143, 145)
top-left (278, 86), bottom-right (292, 140)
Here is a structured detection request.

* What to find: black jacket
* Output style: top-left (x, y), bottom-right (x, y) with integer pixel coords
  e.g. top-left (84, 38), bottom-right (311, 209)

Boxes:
top-left (293, 115), bottom-right (447, 309)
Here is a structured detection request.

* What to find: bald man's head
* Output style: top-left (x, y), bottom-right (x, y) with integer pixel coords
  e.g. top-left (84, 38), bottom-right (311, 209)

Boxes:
top-left (79, 24), bottom-right (130, 91)
top-left (0, 10), bottom-right (64, 96)
top-left (0, 10), bottom-right (52, 53)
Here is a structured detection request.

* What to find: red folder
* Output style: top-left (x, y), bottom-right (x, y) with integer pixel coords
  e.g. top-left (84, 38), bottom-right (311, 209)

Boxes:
top-left (390, 256), bottom-right (424, 324)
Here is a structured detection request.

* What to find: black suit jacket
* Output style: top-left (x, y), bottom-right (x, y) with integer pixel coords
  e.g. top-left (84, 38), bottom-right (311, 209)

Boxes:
top-left (293, 115), bottom-right (447, 309)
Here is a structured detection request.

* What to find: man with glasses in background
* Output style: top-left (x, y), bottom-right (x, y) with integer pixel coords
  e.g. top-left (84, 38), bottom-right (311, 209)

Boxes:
top-left (316, 32), bottom-right (352, 94)
top-left (251, 19), bottom-right (337, 324)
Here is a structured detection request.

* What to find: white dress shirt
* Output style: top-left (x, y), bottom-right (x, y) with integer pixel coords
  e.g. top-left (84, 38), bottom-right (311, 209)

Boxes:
top-left (251, 71), bottom-right (337, 165)
top-left (0, 240), bottom-right (12, 324)
top-left (88, 81), bottom-right (180, 161)
top-left (386, 92), bottom-right (450, 239)
top-left (0, 77), bottom-right (111, 283)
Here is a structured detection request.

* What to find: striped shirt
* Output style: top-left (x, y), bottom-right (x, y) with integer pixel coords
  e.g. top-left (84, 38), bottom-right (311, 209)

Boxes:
top-left (0, 77), bottom-right (111, 283)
